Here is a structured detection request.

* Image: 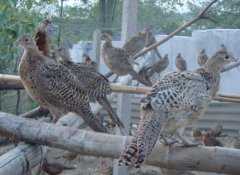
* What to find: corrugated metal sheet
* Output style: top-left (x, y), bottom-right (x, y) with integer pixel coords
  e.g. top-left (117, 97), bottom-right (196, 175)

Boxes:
top-left (100, 94), bottom-right (240, 136)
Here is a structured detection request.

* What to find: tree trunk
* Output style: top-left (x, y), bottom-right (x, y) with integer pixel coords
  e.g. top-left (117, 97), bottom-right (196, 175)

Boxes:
top-left (0, 112), bottom-right (239, 175)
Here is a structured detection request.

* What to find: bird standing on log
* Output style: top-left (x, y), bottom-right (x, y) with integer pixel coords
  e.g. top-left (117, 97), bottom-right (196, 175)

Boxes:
top-left (175, 53), bottom-right (187, 72)
top-left (101, 33), bottom-right (152, 86)
top-left (56, 46), bottom-right (127, 135)
top-left (119, 46), bottom-right (235, 168)
top-left (18, 35), bottom-right (107, 133)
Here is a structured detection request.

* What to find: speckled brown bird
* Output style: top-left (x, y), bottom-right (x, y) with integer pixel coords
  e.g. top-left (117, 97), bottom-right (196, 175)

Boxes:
top-left (56, 46), bottom-right (127, 134)
top-left (201, 131), bottom-right (223, 146)
top-left (101, 33), bottom-right (152, 86)
top-left (123, 28), bottom-right (156, 57)
top-left (197, 49), bottom-right (209, 67)
top-left (175, 53), bottom-right (187, 72)
top-left (138, 54), bottom-right (169, 82)
top-left (18, 35), bottom-right (107, 132)
top-left (119, 46), bottom-right (235, 168)
top-left (83, 54), bottom-right (98, 71)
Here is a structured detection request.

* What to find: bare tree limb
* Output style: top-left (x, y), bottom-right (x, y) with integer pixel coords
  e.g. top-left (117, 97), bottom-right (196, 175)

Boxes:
top-left (131, 0), bottom-right (219, 60)
top-left (20, 106), bottom-right (49, 119)
top-left (0, 74), bottom-right (239, 103)
top-left (0, 112), bottom-right (240, 174)
top-left (221, 60), bottom-right (240, 72)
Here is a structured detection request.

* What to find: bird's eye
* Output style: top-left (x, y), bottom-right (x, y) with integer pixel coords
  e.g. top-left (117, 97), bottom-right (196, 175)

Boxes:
top-left (225, 55), bottom-right (229, 59)
top-left (24, 38), bottom-right (29, 42)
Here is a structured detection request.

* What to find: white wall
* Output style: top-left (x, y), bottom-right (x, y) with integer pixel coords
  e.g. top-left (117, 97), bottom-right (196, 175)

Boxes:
top-left (70, 29), bottom-right (240, 95)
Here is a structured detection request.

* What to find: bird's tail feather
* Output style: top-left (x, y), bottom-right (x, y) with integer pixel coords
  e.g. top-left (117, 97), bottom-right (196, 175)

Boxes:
top-left (97, 97), bottom-right (127, 135)
top-left (77, 104), bottom-right (108, 133)
top-left (119, 110), bottom-right (162, 167)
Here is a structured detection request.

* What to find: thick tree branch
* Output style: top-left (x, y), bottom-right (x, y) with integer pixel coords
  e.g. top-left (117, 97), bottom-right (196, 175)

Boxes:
top-left (0, 74), bottom-right (239, 103)
top-left (131, 0), bottom-right (219, 60)
top-left (0, 112), bottom-right (239, 174)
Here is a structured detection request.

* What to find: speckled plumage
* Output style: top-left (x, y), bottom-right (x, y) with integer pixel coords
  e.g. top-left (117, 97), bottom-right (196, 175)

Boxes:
top-left (197, 49), bottom-right (209, 66)
top-left (119, 46), bottom-right (235, 167)
top-left (123, 29), bottom-right (156, 57)
top-left (102, 33), bottom-right (152, 86)
top-left (18, 35), bottom-right (107, 133)
top-left (56, 46), bottom-right (126, 134)
top-left (175, 53), bottom-right (187, 72)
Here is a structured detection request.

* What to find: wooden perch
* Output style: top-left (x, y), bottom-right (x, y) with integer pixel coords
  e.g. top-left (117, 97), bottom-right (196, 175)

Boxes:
top-left (0, 74), bottom-right (239, 103)
top-left (20, 106), bottom-right (49, 118)
top-left (0, 74), bottom-right (23, 90)
top-left (0, 112), bottom-right (240, 174)
top-left (131, 0), bottom-right (219, 60)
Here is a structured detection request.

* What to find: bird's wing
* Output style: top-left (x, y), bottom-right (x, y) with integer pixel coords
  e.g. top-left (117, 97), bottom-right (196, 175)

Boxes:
top-left (35, 62), bottom-right (89, 107)
top-left (142, 71), bottom-right (207, 111)
top-left (64, 62), bottom-right (111, 96)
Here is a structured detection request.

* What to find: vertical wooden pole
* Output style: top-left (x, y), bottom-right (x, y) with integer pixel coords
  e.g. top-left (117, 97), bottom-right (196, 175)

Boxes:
top-left (92, 29), bottom-right (101, 71)
top-left (113, 0), bottom-right (138, 175)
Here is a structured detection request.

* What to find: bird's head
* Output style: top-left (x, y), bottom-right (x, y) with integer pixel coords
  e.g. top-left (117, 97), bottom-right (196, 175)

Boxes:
top-left (17, 35), bottom-right (36, 50)
top-left (101, 32), bottom-right (112, 42)
top-left (200, 49), bottom-right (206, 54)
top-left (206, 45), bottom-right (236, 71)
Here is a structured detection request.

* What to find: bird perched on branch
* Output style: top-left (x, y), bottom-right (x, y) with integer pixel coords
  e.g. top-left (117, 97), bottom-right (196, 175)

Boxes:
top-left (18, 35), bottom-right (107, 133)
top-left (138, 54), bottom-right (169, 82)
top-left (123, 28), bottom-right (156, 57)
top-left (197, 49), bottom-right (209, 66)
top-left (56, 46), bottom-right (127, 135)
top-left (119, 46), bottom-right (235, 168)
top-left (101, 33), bottom-right (152, 86)
top-left (175, 53), bottom-right (187, 72)
top-left (83, 54), bottom-right (98, 71)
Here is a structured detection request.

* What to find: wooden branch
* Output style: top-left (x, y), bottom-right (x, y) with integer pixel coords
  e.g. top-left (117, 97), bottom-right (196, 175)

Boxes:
top-left (131, 0), bottom-right (219, 60)
top-left (221, 60), bottom-right (240, 72)
top-left (0, 112), bottom-right (240, 174)
top-left (0, 74), bottom-right (23, 90)
top-left (0, 74), bottom-right (239, 103)
top-left (20, 106), bottom-right (49, 118)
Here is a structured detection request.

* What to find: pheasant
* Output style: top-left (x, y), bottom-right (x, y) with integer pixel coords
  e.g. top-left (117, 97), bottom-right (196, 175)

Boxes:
top-left (119, 46), bottom-right (235, 168)
top-left (83, 54), bottom-right (98, 71)
top-left (197, 49), bottom-right (208, 66)
top-left (34, 19), bottom-right (53, 56)
top-left (123, 28), bottom-right (156, 57)
top-left (56, 47), bottom-right (97, 72)
top-left (175, 53), bottom-right (187, 72)
top-left (56, 46), bottom-right (127, 135)
top-left (18, 35), bottom-right (107, 133)
top-left (101, 33), bottom-right (152, 86)
top-left (138, 54), bottom-right (169, 83)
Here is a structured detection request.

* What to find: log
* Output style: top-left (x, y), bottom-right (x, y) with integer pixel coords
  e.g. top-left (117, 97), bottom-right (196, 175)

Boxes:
top-left (0, 74), bottom-right (22, 90)
top-left (0, 112), bottom-right (240, 174)
top-left (1, 74), bottom-right (240, 103)
top-left (0, 144), bottom-right (44, 175)
top-left (20, 106), bottom-right (49, 118)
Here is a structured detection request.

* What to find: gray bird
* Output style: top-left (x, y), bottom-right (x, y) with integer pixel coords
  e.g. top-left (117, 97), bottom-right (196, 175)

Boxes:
top-left (18, 35), bottom-right (107, 133)
top-left (197, 49), bottom-right (208, 66)
top-left (175, 53), bottom-right (187, 72)
top-left (119, 46), bottom-right (235, 168)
